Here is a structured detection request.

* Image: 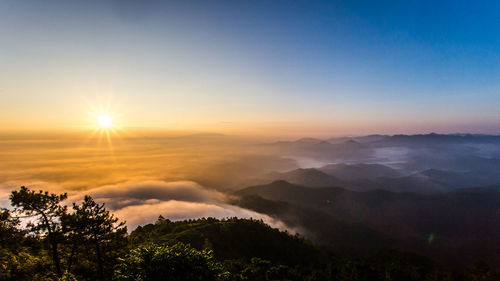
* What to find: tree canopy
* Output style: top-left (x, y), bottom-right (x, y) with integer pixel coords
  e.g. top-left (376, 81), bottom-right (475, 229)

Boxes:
top-left (1, 186), bottom-right (500, 281)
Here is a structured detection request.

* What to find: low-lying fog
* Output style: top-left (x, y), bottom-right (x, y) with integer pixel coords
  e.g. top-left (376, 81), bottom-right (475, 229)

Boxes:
top-left (2, 131), bottom-right (500, 230)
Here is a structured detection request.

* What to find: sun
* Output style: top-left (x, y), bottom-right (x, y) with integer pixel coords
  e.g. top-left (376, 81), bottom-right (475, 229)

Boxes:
top-left (83, 98), bottom-right (128, 153)
top-left (97, 115), bottom-right (113, 128)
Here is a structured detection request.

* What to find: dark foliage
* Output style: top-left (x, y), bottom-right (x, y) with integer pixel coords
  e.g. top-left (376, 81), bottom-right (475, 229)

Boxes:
top-left (114, 243), bottom-right (227, 281)
top-left (235, 181), bottom-right (500, 267)
top-left (2, 186), bottom-right (500, 281)
top-left (4, 186), bottom-right (126, 281)
top-left (10, 186), bottom-right (68, 277)
top-left (62, 196), bottom-right (127, 280)
top-left (129, 217), bottom-right (321, 265)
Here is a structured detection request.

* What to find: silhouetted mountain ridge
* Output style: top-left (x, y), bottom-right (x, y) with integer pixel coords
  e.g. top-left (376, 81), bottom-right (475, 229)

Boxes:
top-left (236, 180), bottom-right (500, 267)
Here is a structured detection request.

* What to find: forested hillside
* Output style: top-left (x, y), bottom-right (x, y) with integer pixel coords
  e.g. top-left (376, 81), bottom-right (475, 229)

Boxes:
top-left (236, 181), bottom-right (500, 267)
top-left (1, 186), bottom-right (499, 281)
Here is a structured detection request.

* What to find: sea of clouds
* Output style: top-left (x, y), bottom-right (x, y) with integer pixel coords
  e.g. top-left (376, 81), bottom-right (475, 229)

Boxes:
top-left (1, 179), bottom-right (293, 232)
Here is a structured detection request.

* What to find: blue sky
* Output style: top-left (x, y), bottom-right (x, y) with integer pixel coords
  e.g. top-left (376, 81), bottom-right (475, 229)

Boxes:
top-left (1, 0), bottom-right (500, 135)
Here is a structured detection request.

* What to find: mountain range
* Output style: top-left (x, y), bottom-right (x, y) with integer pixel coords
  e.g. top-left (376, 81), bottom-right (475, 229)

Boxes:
top-left (234, 180), bottom-right (500, 267)
top-left (246, 162), bottom-right (491, 193)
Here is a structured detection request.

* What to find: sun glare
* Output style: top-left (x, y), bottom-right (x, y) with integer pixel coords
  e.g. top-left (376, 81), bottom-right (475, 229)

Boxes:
top-left (98, 115), bottom-right (113, 128)
top-left (85, 100), bottom-right (128, 152)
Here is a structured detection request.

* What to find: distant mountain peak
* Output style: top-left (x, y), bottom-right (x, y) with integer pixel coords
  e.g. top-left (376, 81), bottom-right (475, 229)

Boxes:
top-left (295, 137), bottom-right (323, 143)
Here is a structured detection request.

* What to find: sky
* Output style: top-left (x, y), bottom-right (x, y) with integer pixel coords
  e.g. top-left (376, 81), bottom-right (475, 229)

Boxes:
top-left (1, 0), bottom-right (500, 136)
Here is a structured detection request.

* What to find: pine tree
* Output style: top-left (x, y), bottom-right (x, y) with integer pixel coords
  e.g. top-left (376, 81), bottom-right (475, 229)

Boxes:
top-left (10, 186), bottom-right (68, 277)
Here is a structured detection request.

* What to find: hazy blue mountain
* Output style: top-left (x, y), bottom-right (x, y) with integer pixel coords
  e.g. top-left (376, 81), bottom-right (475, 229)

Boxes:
top-left (245, 168), bottom-right (350, 188)
top-left (319, 163), bottom-right (401, 181)
top-left (327, 135), bottom-right (390, 144)
top-left (379, 133), bottom-right (500, 146)
top-left (362, 173), bottom-right (452, 193)
top-left (294, 137), bottom-right (325, 144)
top-left (264, 137), bottom-right (374, 162)
top-left (247, 166), bottom-right (448, 193)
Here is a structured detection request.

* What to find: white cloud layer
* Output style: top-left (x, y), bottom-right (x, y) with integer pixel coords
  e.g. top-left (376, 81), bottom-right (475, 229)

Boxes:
top-left (65, 180), bottom-right (292, 231)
